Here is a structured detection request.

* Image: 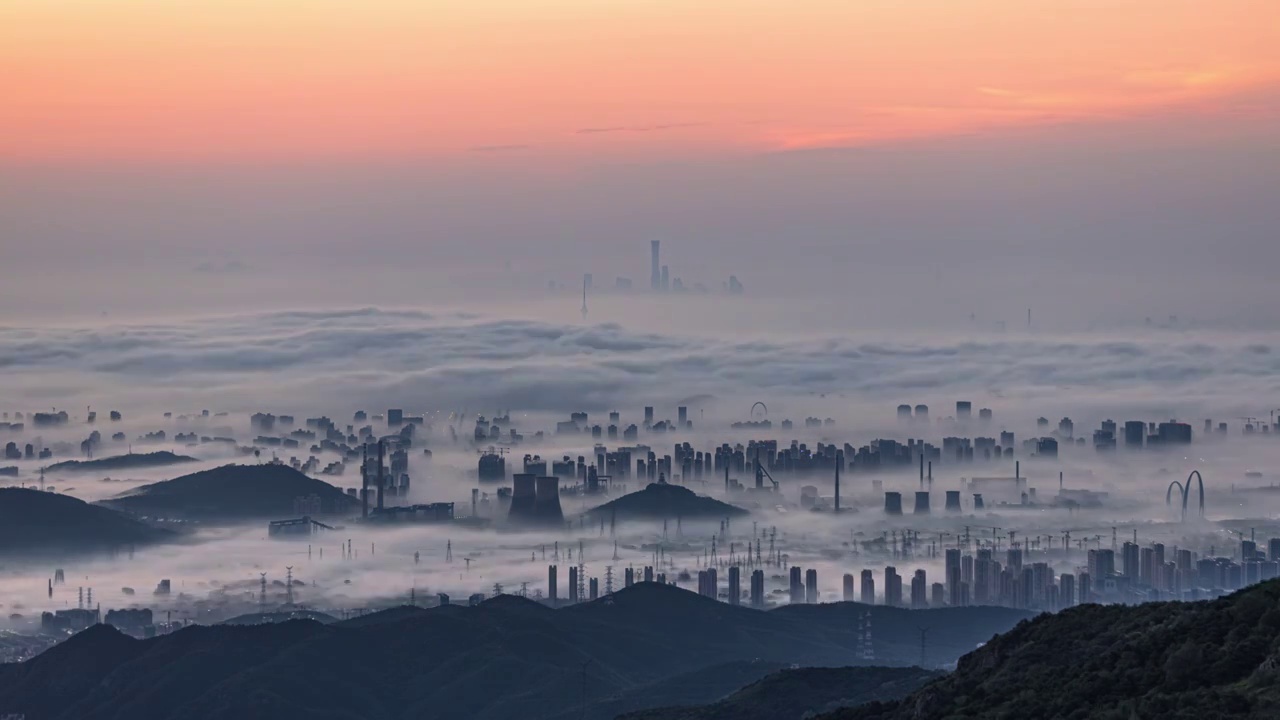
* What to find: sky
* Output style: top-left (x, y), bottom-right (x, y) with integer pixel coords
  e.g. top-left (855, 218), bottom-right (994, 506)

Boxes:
top-left (3, 0), bottom-right (1278, 163)
top-left (2, 1), bottom-right (1279, 327)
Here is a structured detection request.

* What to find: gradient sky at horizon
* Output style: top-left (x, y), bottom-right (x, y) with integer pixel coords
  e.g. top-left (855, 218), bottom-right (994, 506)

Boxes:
top-left (4, 0), bottom-right (1279, 164)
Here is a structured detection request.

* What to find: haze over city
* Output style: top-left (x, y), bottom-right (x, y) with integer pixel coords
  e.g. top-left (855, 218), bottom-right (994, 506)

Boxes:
top-left (2, 2), bottom-right (1280, 719)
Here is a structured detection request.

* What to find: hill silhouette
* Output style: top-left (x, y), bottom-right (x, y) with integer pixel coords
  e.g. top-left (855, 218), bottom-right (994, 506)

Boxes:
top-left (0, 583), bottom-right (1029, 720)
top-left (101, 463), bottom-right (359, 520)
top-left (0, 487), bottom-right (173, 556)
top-left (821, 579), bottom-right (1280, 720)
top-left (221, 609), bottom-right (339, 626)
top-left (47, 451), bottom-right (197, 472)
top-left (622, 666), bottom-right (941, 720)
top-left (587, 482), bottom-right (748, 520)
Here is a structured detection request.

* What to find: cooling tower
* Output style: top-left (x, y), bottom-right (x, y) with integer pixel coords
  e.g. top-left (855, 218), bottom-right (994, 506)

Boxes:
top-left (945, 490), bottom-right (961, 512)
top-left (884, 491), bottom-right (903, 515)
top-left (508, 473), bottom-right (538, 522)
top-left (973, 493), bottom-right (985, 510)
top-left (533, 475), bottom-right (565, 524)
top-left (914, 491), bottom-right (931, 514)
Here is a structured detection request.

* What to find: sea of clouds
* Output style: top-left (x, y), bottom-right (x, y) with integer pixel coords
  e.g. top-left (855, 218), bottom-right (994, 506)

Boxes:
top-left (3, 307), bottom-right (1280, 427)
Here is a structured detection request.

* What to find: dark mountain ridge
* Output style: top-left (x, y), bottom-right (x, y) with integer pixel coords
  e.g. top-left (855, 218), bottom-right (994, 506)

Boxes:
top-left (47, 451), bottom-right (197, 472)
top-left (0, 487), bottom-right (174, 556)
top-left (0, 583), bottom-right (1030, 720)
top-left (101, 463), bottom-right (359, 519)
top-left (586, 482), bottom-right (748, 520)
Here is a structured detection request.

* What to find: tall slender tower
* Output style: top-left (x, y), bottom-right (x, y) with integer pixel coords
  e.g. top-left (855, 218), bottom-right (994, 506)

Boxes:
top-left (650, 240), bottom-right (661, 291)
top-left (361, 444), bottom-right (369, 519)
top-left (376, 441), bottom-right (385, 512)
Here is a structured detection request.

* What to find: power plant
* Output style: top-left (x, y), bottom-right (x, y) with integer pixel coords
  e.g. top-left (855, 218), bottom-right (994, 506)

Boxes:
top-left (508, 474), bottom-right (564, 525)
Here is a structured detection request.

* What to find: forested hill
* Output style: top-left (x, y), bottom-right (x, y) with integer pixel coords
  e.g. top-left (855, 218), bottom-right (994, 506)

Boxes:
top-left (821, 579), bottom-right (1280, 720)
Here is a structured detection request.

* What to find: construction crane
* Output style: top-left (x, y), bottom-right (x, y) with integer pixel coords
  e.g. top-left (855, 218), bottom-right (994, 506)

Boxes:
top-left (754, 457), bottom-right (779, 492)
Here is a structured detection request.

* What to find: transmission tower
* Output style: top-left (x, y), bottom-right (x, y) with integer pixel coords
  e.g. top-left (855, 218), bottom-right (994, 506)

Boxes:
top-left (918, 626), bottom-right (930, 668)
top-left (858, 611), bottom-right (874, 661)
top-left (605, 566), bottom-right (614, 595)
top-left (285, 567), bottom-right (294, 605)
top-left (577, 541), bottom-right (586, 600)
top-left (259, 573), bottom-right (267, 611)
top-left (446, 539), bottom-right (453, 563)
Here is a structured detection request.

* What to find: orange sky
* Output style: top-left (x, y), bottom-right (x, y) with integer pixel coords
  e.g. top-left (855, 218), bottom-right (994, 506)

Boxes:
top-left (2, 0), bottom-right (1277, 164)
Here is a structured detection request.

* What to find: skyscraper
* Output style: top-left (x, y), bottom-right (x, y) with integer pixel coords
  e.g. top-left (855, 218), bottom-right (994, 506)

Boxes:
top-left (884, 567), bottom-right (902, 607)
top-left (1123, 542), bottom-right (1141, 580)
top-left (946, 548), bottom-right (962, 605)
top-left (750, 569), bottom-right (765, 608)
top-left (860, 569), bottom-right (875, 604)
top-left (789, 566), bottom-right (804, 604)
top-left (911, 569), bottom-right (927, 608)
top-left (650, 240), bottom-right (661, 290)
top-left (843, 573), bottom-right (855, 601)
top-left (728, 566), bottom-right (741, 606)
top-left (805, 569), bottom-right (818, 604)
